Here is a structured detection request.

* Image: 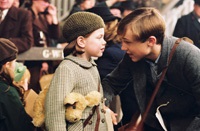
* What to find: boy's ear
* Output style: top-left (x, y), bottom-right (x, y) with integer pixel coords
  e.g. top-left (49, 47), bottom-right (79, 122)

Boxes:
top-left (76, 36), bottom-right (86, 48)
top-left (147, 36), bottom-right (157, 47)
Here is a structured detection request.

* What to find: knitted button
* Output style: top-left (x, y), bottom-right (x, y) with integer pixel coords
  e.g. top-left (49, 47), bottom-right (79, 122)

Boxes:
top-left (101, 118), bottom-right (105, 123)
top-left (88, 120), bottom-right (93, 125)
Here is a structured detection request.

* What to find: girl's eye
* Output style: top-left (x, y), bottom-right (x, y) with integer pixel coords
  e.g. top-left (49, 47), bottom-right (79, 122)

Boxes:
top-left (97, 34), bottom-right (104, 39)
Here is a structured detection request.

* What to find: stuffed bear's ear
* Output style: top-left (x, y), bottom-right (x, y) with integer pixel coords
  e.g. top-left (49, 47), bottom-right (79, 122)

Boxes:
top-left (64, 92), bottom-right (85, 106)
top-left (85, 91), bottom-right (102, 107)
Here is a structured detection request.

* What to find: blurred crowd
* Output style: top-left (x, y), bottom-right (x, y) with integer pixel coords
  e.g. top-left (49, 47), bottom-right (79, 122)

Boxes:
top-left (1, 0), bottom-right (200, 131)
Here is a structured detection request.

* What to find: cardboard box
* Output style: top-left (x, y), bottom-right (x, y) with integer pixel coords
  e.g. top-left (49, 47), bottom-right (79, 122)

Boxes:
top-left (24, 89), bottom-right (38, 118)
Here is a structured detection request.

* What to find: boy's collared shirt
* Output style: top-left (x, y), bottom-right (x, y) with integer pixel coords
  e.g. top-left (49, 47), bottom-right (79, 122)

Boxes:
top-left (145, 54), bottom-right (161, 85)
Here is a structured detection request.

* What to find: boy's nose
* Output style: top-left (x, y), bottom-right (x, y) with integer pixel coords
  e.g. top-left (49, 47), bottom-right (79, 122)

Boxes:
top-left (121, 43), bottom-right (127, 51)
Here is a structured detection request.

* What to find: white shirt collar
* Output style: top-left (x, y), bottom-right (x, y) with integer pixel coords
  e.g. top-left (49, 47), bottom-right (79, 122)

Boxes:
top-left (198, 18), bottom-right (200, 23)
top-left (1, 9), bottom-right (9, 21)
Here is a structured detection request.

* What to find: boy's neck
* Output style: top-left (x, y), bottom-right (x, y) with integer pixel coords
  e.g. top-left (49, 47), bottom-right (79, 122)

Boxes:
top-left (146, 44), bottom-right (161, 62)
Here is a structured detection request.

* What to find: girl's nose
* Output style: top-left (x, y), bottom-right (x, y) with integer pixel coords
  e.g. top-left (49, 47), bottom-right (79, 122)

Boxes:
top-left (102, 39), bottom-right (106, 45)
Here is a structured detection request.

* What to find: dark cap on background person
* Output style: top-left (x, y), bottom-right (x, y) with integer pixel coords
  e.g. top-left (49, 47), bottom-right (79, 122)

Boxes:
top-left (194, 0), bottom-right (200, 5)
top-left (110, 2), bottom-right (124, 12)
top-left (62, 12), bottom-right (105, 43)
top-left (86, 6), bottom-right (121, 22)
top-left (75, 0), bottom-right (85, 5)
top-left (0, 38), bottom-right (18, 65)
top-left (121, 1), bottom-right (137, 11)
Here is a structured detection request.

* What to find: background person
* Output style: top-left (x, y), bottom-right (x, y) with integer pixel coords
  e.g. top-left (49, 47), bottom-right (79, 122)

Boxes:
top-left (173, 0), bottom-right (200, 48)
top-left (0, 0), bottom-right (33, 54)
top-left (0, 38), bottom-right (34, 131)
top-left (24, 0), bottom-right (60, 94)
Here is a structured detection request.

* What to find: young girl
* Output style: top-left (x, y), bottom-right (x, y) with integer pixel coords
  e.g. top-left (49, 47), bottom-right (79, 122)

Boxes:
top-left (45, 12), bottom-right (113, 131)
top-left (0, 38), bottom-right (34, 131)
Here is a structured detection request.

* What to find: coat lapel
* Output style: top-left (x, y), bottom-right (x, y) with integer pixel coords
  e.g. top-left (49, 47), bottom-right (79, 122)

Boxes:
top-left (0, 6), bottom-right (17, 35)
top-left (156, 37), bottom-right (178, 97)
top-left (31, 9), bottom-right (48, 34)
top-left (134, 37), bottom-right (177, 113)
top-left (190, 13), bottom-right (200, 32)
top-left (133, 60), bottom-right (147, 113)
top-left (157, 37), bottom-right (175, 74)
top-left (193, 19), bottom-right (200, 32)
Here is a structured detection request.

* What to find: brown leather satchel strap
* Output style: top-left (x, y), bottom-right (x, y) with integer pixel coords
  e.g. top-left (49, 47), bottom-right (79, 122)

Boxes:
top-left (136, 38), bottom-right (182, 130)
top-left (94, 106), bottom-right (100, 131)
top-left (83, 106), bottom-right (96, 128)
top-left (83, 78), bottom-right (101, 128)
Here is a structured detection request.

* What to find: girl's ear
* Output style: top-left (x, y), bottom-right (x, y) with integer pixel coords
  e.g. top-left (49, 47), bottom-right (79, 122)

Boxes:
top-left (4, 61), bottom-right (11, 68)
top-left (76, 36), bottom-right (86, 48)
top-left (147, 36), bottom-right (157, 47)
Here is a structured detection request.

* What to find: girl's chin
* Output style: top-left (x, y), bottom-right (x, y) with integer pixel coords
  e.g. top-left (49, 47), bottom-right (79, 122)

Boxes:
top-left (98, 52), bottom-right (103, 57)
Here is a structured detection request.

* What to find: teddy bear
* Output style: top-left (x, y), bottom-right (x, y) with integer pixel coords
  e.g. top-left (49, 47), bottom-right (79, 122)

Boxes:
top-left (32, 85), bottom-right (49, 127)
top-left (64, 91), bottom-right (102, 123)
top-left (32, 85), bottom-right (102, 127)
top-left (32, 74), bottom-right (54, 127)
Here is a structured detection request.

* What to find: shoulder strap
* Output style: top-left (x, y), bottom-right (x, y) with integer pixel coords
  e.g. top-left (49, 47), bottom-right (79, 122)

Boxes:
top-left (136, 38), bottom-right (182, 130)
top-left (83, 79), bottom-right (101, 128)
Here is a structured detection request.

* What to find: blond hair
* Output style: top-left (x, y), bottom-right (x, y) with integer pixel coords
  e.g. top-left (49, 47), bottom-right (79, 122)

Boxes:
top-left (104, 19), bottom-right (121, 44)
top-left (118, 7), bottom-right (166, 44)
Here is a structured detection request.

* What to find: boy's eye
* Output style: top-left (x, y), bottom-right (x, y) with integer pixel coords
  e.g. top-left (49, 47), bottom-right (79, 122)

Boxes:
top-left (122, 40), bottom-right (131, 44)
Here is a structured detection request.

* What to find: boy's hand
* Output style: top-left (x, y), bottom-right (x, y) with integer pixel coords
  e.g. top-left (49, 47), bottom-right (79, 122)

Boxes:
top-left (110, 109), bottom-right (118, 125)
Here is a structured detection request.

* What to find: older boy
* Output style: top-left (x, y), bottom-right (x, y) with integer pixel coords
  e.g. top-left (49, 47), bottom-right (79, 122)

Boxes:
top-left (103, 7), bottom-right (200, 131)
